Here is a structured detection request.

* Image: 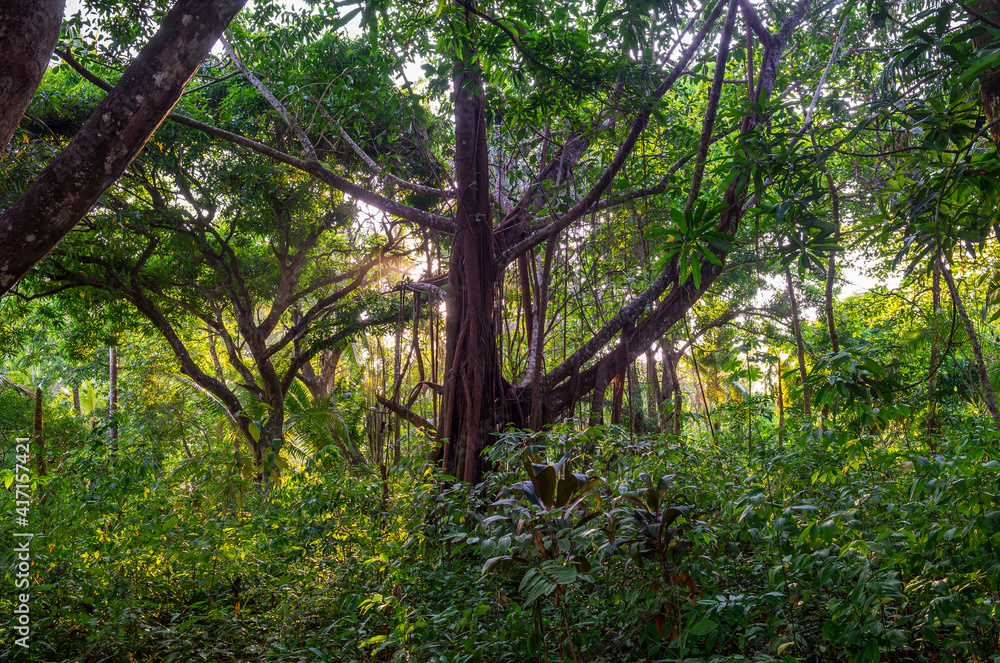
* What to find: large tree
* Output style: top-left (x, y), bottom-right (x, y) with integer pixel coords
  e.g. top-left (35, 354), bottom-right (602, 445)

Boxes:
top-left (210, 0), bottom-right (823, 481)
top-left (5, 0), bottom-right (856, 483)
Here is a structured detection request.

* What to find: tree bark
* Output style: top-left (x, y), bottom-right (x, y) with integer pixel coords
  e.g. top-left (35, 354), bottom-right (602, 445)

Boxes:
top-left (518, 253), bottom-right (534, 349)
top-left (0, 0), bottom-right (64, 153)
top-left (72, 384), bottom-right (81, 416)
top-left (527, 239), bottom-right (556, 429)
top-left (393, 304), bottom-right (403, 464)
top-left (665, 345), bottom-right (683, 436)
top-left (437, 3), bottom-right (507, 484)
top-left (589, 360), bottom-right (613, 426)
top-left (0, 0), bottom-right (247, 294)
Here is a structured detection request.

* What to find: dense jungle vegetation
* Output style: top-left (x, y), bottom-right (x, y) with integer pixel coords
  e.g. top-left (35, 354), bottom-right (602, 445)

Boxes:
top-left (2, 0), bottom-right (1000, 660)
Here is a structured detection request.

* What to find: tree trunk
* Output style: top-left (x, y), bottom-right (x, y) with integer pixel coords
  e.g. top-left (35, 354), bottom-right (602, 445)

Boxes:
top-left (518, 253), bottom-right (534, 349)
top-left (785, 267), bottom-right (812, 420)
top-left (646, 347), bottom-right (663, 434)
top-left (259, 400), bottom-right (286, 478)
top-left (412, 294), bottom-right (425, 383)
top-left (659, 339), bottom-right (683, 436)
top-left (610, 372), bottom-right (625, 426)
top-left (109, 344), bottom-right (118, 451)
top-left (822, 168), bottom-right (841, 354)
top-left (628, 359), bottom-right (641, 434)
top-left (437, 4), bottom-right (507, 483)
top-left (972, 0), bottom-right (1000, 148)
top-left (671, 355), bottom-right (683, 436)
top-left (776, 356), bottom-right (785, 448)
top-left (926, 260), bottom-right (942, 436)
top-left (0, 0), bottom-right (247, 295)
top-left (393, 305), bottom-right (403, 465)
top-left (527, 240), bottom-right (556, 430)
top-left (589, 361), bottom-right (613, 427)
top-left (939, 258), bottom-right (1000, 425)
top-left (0, 0), bottom-right (64, 153)
top-left (72, 384), bottom-right (81, 416)
top-left (34, 387), bottom-right (46, 477)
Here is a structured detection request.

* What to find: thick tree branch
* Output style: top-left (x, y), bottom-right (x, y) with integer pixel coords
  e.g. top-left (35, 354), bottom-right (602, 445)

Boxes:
top-left (0, 0), bottom-right (64, 152)
top-left (0, 0), bottom-right (248, 294)
top-left (375, 393), bottom-right (437, 434)
top-left (54, 49), bottom-right (457, 234)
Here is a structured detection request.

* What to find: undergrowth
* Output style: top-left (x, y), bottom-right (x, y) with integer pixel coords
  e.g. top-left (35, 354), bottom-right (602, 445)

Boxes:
top-left (2, 419), bottom-right (999, 662)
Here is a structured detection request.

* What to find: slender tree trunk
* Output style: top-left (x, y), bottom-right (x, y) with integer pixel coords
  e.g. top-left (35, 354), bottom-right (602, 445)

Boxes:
top-left (785, 267), bottom-right (812, 420)
top-left (180, 395), bottom-right (194, 459)
top-left (393, 305), bottom-right (403, 464)
top-left (610, 372), bottom-right (625, 426)
top-left (109, 345), bottom-right (118, 451)
top-left (0, 0), bottom-right (65, 153)
top-left (413, 294), bottom-right (425, 383)
top-left (746, 351), bottom-right (753, 456)
top-left (670, 354), bottom-right (683, 437)
top-left (260, 399), bottom-right (285, 480)
top-left (661, 343), bottom-right (672, 422)
top-left (589, 374), bottom-right (607, 426)
top-left (822, 168), bottom-right (841, 354)
top-left (661, 340), bottom-right (683, 436)
top-left (208, 329), bottom-right (227, 384)
top-left (776, 356), bottom-right (785, 448)
top-left (601, 324), bottom-right (633, 428)
top-left (519, 253), bottom-right (534, 349)
top-left (646, 347), bottom-right (663, 434)
top-left (324, 348), bottom-right (343, 394)
top-left (927, 260), bottom-right (942, 436)
top-left (72, 384), bottom-right (81, 416)
top-left (939, 258), bottom-right (1000, 424)
top-left (628, 359), bottom-right (641, 434)
top-left (34, 387), bottom-right (46, 477)
top-left (528, 240), bottom-right (556, 429)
